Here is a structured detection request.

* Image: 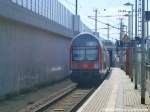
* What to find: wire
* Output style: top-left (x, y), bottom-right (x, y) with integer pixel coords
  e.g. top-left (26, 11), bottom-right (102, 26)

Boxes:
top-left (88, 16), bottom-right (120, 30)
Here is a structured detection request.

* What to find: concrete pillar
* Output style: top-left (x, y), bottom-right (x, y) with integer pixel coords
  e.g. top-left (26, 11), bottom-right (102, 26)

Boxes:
top-left (73, 15), bottom-right (80, 34)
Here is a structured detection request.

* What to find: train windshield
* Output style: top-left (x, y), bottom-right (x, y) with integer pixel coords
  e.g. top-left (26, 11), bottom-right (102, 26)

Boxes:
top-left (72, 47), bottom-right (98, 61)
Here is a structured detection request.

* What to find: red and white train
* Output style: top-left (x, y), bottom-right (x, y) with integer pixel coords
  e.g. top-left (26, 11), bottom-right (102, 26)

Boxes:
top-left (69, 33), bottom-right (110, 85)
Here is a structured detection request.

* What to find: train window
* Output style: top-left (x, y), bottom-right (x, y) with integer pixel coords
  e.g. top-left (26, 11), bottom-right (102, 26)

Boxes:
top-left (72, 48), bottom-right (85, 61)
top-left (86, 48), bottom-right (98, 61)
top-left (72, 47), bottom-right (98, 61)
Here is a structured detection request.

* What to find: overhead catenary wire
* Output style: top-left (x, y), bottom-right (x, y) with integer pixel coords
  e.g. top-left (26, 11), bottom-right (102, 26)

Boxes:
top-left (59, 0), bottom-right (124, 40)
top-left (88, 16), bottom-right (135, 36)
top-left (88, 16), bottom-right (120, 30)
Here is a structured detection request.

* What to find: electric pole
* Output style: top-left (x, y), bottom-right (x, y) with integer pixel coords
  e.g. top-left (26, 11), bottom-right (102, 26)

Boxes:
top-left (107, 24), bottom-right (110, 40)
top-left (120, 18), bottom-right (123, 40)
top-left (131, 4), bottom-right (134, 82)
top-left (119, 18), bottom-right (124, 68)
top-left (135, 0), bottom-right (138, 89)
top-left (94, 9), bottom-right (98, 33)
top-left (147, 0), bottom-right (149, 38)
top-left (75, 0), bottom-right (78, 15)
top-left (141, 0), bottom-right (146, 104)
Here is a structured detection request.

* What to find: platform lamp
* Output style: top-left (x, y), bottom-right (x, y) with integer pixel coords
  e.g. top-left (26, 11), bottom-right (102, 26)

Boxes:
top-left (123, 13), bottom-right (130, 38)
top-left (124, 2), bottom-right (134, 82)
top-left (124, 2), bottom-right (134, 40)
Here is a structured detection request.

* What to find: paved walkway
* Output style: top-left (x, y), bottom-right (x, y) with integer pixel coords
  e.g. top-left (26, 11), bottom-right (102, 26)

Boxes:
top-left (77, 68), bottom-right (150, 112)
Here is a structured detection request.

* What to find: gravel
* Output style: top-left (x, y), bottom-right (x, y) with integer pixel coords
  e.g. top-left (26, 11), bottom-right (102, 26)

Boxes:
top-left (0, 79), bottom-right (74, 112)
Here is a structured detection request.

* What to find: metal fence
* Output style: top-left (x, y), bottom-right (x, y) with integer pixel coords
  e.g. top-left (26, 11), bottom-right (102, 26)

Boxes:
top-left (10, 0), bottom-right (90, 32)
top-left (80, 22), bottom-right (92, 33)
top-left (11, 0), bottom-right (73, 30)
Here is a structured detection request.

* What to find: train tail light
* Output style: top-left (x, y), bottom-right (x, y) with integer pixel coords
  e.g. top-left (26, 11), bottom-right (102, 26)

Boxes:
top-left (83, 63), bottom-right (98, 69)
top-left (83, 64), bottom-right (90, 69)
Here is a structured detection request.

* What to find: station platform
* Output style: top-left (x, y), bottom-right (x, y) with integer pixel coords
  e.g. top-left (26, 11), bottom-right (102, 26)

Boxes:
top-left (77, 68), bottom-right (150, 112)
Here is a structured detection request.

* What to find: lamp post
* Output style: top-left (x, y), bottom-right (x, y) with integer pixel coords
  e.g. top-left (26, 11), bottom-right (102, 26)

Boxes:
top-left (124, 2), bottom-right (134, 82)
top-left (124, 3), bottom-right (133, 40)
top-left (141, 0), bottom-right (146, 104)
top-left (124, 13), bottom-right (131, 37)
top-left (124, 12), bottom-right (132, 80)
top-left (134, 0), bottom-right (138, 90)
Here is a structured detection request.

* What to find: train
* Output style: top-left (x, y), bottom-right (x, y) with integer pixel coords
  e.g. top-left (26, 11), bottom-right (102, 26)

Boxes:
top-left (69, 33), bottom-right (111, 85)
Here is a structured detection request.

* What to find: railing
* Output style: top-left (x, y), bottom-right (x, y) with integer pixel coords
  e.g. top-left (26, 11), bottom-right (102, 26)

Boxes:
top-left (80, 22), bottom-right (92, 33)
top-left (11, 0), bottom-right (73, 30)
top-left (10, 0), bottom-right (91, 33)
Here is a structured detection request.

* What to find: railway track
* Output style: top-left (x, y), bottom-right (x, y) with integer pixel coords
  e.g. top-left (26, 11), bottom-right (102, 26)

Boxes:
top-left (41, 87), bottom-right (94, 112)
top-left (20, 84), bottom-right (95, 112)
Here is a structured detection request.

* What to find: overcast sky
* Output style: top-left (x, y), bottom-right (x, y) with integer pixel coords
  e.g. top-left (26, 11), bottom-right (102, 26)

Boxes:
top-left (59, 0), bottom-right (149, 41)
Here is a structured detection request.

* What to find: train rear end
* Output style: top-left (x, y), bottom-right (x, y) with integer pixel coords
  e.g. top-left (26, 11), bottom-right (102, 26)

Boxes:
top-left (69, 33), bottom-right (102, 85)
top-left (71, 47), bottom-right (101, 84)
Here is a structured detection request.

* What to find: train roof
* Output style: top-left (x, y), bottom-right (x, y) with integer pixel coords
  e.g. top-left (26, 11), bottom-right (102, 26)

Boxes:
top-left (71, 32), bottom-right (103, 47)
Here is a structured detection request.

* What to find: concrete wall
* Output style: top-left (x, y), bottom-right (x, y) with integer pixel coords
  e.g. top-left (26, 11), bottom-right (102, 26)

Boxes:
top-left (0, 0), bottom-right (92, 97)
top-left (0, 18), bottom-right (71, 96)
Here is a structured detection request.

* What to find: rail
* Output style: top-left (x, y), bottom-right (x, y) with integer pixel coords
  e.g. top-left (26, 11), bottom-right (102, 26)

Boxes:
top-left (19, 84), bottom-right (77, 112)
top-left (19, 84), bottom-right (95, 112)
top-left (38, 87), bottom-right (95, 112)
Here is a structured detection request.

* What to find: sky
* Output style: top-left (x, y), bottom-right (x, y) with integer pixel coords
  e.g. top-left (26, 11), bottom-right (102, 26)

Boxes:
top-left (59, 0), bottom-right (149, 41)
